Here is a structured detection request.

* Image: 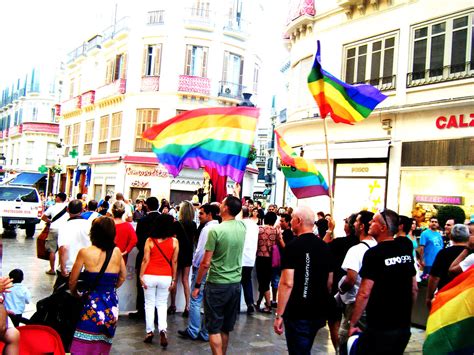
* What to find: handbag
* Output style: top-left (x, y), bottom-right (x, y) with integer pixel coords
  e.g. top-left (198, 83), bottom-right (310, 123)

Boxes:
top-left (271, 243), bottom-right (281, 268)
top-left (36, 206), bottom-right (67, 260)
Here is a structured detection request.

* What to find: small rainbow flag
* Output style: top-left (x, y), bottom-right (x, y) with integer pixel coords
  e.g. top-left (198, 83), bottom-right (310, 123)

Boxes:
top-left (308, 40), bottom-right (387, 125)
top-left (423, 265), bottom-right (474, 354)
top-left (275, 130), bottom-right (329, 198)
top-left (142, 107), bottom-right (259, 183)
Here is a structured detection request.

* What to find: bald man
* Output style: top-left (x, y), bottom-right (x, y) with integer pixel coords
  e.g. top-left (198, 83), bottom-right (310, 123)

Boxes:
top-left (273, 206), bottom-right (334, 355)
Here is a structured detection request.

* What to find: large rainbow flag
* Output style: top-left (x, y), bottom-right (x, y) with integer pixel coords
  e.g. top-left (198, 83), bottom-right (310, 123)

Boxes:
top-left (275, 130), bottom-right (329, 198)
top-left (423, 265), bottom-right (474, 354)
top-left (142, 107), bottom-right (259, 183)
top-left (308, 40), bottom-right (387, 125)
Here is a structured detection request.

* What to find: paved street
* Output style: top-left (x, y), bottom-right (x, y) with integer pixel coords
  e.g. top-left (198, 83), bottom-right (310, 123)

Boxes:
top-left (2, 228), bottom-right (425, 354)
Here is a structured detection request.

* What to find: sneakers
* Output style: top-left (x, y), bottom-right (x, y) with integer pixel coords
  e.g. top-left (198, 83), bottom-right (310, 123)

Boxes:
top-left (160, 330), bottom-right (168, 348)
top-left (178, 329), bottom-right (194, 340)
top-left (247, 304), bottom-right (255, 314)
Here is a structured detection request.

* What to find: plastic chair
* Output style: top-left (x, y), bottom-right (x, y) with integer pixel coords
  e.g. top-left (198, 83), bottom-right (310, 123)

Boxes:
top-left (0, 324), bottom-right (65, 355)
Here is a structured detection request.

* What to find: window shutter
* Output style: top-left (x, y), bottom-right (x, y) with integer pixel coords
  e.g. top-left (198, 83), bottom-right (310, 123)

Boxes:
top-left (106, 60), bottom-right (114, 84)
top-left (222, 51), bottom-right (229, 81)
top-left (202, 47), bottom-right (208, 77)
top-left (154, 44), bottom-right (162, 76)
top-left (142, 46), bottom-right (148, 76)
top-left (185, 45), bottom-right (192, 75)
top-left (239, 56), bottom-right (244, 85)
top-left (120, 53), bottom-right (128, 79)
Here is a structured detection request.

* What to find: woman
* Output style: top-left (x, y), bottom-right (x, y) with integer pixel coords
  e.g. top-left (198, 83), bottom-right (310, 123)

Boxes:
top-left (168, 201), bottom-right (196, 317)
top-left (112, 201), bottom-right (138, 263)
top-left (250, 207), bottom-right (261, 225)
top-left (133, 199), bottom-right (146, 221)
top-left (69, 217), bottom-right (127, 354)
top-left (255, 212), bottom-right (284, 313)
top-left (140, 214), bottom-right (179, 348)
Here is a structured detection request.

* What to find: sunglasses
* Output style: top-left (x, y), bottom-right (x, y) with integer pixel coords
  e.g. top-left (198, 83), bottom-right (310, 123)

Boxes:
top-left (380, 210), bottom-right (389, 226)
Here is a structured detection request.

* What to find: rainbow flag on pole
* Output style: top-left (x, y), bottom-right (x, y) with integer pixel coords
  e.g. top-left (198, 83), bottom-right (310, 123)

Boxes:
top-left (308, 40), bottom-right (387, 124)
top-left (142, 107), bottom-right (259, 183)
top-left (423, 265), bottom-right (474, 354)
top-left (275, 130), bottom-right (329, 198)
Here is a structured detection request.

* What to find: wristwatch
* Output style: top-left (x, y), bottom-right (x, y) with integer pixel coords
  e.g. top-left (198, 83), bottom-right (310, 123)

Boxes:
top-left (275, 313), bottom-right (281, 319)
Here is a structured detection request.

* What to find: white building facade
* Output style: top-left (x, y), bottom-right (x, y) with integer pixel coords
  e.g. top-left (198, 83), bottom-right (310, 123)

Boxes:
top-left (58, 1), bottom-right (264, 202)
top-left (280, 0), bottom-right (473, 235)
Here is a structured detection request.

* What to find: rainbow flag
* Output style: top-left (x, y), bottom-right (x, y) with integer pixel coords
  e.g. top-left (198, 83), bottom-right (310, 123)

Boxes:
top-left (142, 107), bottom-right (259, 183)
top-left (423, 265), bottom-right (474, 354)
top-left (308, 40), bottom-right (387, 125)
top-left (275, 131), bottom-right (329, 198)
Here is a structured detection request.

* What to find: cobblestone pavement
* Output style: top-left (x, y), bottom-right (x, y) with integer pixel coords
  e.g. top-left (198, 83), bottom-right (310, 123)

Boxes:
top-left (2, 228), bottom-right (424, 354)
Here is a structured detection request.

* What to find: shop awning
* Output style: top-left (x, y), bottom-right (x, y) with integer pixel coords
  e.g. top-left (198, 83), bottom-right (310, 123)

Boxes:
top-left (9, 172), bottom-right (46, 186)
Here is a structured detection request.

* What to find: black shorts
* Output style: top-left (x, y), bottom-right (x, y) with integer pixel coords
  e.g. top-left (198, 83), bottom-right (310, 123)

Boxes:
top-left (327, 295), bottom-right (343, 322)
top-left (204, 282), bottom-right (241, 334)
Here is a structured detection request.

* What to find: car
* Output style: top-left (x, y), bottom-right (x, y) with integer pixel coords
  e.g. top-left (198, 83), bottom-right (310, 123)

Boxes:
top-left (0, 185), bottom-right (43, 238)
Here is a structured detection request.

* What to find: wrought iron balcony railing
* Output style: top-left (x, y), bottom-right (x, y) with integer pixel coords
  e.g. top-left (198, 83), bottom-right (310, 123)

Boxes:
top-left (147, 10), bottom-right (165, 25)
top-left (407, 62), bottom-right (474, 87)
top-left (218, 81), bottom-right (243, 100)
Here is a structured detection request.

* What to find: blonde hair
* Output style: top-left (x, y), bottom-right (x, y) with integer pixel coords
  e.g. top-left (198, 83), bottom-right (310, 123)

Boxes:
top-left (179, 201), bottom-right (195, 223)
top-left (112, 200), bottom-right (126, 218)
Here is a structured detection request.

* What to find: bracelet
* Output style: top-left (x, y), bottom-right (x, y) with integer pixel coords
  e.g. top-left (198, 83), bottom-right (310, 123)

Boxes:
top-left (194, 282), bottom-right (201, 289)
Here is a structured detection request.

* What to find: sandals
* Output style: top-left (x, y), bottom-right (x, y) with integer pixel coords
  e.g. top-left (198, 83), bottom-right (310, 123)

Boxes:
top-left (160, 330), bottom-right (168, 348)
top-left (167, 305), bottom-right (177, 315)
top-left (144, 332), bottom-right (154, 343)
top-left (45, 270), bottom-right (56, 275)
top-left (260, 303), bottom-right (272, 314)
top-left (182, 308), bottom-right (189, 318)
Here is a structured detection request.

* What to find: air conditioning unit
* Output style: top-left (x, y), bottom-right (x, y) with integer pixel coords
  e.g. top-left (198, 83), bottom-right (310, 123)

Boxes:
top-left (224, 86), bottom-right (232, 95)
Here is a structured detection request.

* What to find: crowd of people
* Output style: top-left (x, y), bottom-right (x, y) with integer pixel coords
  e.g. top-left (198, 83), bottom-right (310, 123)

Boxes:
top-left (1, 189), bottom-right (473, 354)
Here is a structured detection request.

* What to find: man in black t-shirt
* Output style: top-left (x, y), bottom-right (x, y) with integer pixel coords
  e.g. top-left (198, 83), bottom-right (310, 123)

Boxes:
top-left (426, 223), bottom-right (469, 309)
top-left (273, 206), bottom-right (333, 355)
top-left (349, 209), bottom-right (417, 355)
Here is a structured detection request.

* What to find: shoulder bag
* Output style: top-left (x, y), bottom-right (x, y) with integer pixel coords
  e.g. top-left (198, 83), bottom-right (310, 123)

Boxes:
top-left (36, 206), bottom-right (67, 260)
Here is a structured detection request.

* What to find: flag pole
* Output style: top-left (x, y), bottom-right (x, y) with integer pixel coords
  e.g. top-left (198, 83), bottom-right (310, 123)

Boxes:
top-left (323, 116), bottom-right (334, 216)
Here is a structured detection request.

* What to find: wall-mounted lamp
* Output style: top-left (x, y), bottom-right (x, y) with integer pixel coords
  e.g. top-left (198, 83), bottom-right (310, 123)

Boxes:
top-left (381, 118), bottom-right (392, 131)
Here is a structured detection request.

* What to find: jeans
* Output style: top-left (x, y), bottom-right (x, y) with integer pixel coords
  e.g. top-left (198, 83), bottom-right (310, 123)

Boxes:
top-left (143, 274), bottom-right (171, 333)
top-left (284, 318), bottom-right (325, 355)
top-left (241, 266), bottom-right (254, 306)
top-left (187, 266), bottom-right (208, 340)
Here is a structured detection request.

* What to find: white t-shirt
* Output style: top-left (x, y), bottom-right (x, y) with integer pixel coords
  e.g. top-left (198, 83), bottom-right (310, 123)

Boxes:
top-left (58, 218), bottom-right (92, 272)
top-left (242, 219), bottom-right (259, 267)
top-left (193, 220), bottom-right (219, 268)
top-left (340, 238), bottom-right (377, 304)
top-left (44, 202), bottom-right (68, 230)
top-left (460, 253), bottom-right (474, 272)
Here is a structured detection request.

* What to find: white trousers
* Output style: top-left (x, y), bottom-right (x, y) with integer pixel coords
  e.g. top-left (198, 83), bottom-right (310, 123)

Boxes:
top-left (143, 274), bottom-right (171, 333)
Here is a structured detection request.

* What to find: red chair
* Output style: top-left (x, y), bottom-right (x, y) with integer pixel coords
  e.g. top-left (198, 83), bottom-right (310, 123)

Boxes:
top-left (0, 324), bottom-right (65, 354)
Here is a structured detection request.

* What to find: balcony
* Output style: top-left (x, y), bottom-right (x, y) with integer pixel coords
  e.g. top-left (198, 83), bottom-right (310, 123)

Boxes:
top-left (102, 16), bottom-right (130, 46)
top-left (22, 122), bottom-right (59, 134)
top-left (407, 62), bottom-right (474, 88)
top-left (147, 10), bottom-right (165, 25)
top-left (353, 75), bottom-right (396, 91)
top-left (141, 76), bottom-right (160, 92)
top-left (86, 35), bottom-right (102, 53)
top-left (223, 18), bottom-right (248, 39)
top-left (184, 7), bottom-right (214, 31)
top-left (9, 125), bottom-right (22, 137)
top-left (218, 81), bottom-right (243, 100)
top-left (81, 90), bottom-right (95, 107)
top-left (61, 96), bottom-right (82, 114)
top-left (67, 43), bottom-right (86, 64)
top-left (95, 79), bottom-right (126, 102)
top-left (178, 75), bottom-right (210, 95)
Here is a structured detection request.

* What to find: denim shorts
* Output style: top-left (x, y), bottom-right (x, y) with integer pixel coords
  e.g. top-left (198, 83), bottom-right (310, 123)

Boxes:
top-left (204, 282), bottom-right (241, 334)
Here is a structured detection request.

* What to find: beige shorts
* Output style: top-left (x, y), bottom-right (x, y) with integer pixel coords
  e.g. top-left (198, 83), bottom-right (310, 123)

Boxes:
top-left (45, 229), bottom-right (58, 253)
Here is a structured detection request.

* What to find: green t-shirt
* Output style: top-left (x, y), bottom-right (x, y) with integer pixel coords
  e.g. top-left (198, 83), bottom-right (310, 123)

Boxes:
top-left (205, 219), bottom-right (246, 284)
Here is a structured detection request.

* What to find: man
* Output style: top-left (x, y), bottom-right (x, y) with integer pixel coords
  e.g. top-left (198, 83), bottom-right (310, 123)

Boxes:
top-left (129, 196), bottom-right (160, 320)
top-left (448, 225), bottom-right (474, 276)
top-left (41, 192), bottom-right (68, 276)
top-left (256, 201), bottom-right (265, 221)
top-left (240, 206), bottom-right (259, 314)
top-left (191, 195), bottom-right (246, 355)
top-left (427, 223), bottom-right (469, 309)
top-left (107, 192), bottom-right (133, 222)
top-left (442, 218), bottom-right (455, 248)
top-left (178, 203), bottom-right (219, 341)
top-left (419, 217), bottom-right (443, 275)
top-left (81, 200), bottom-right (100, 221)
top-left (349, 209), bottom-right (417, 354)
top-left (338, 210), bottom-right (376, 346)
top-left (54, 199), bottom-right (92, 291)
top-left (315, 211), bottom-right (328, 238)
top-left (273, 206), bottom-right (333, 355)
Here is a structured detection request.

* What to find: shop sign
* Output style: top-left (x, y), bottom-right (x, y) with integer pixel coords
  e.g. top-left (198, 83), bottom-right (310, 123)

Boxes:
top-left (253, 192), bottom-right (264, 200)
top-left (125, 166), bottom-right (168, 178)
top-left (436, 113), bottom-right (474, 129)
top-left (336, 163), bottom-right (387, 177)
top-left (414, 195), bottom-right (463, 205)
top-left (130, 180), bottom-right (149, 188)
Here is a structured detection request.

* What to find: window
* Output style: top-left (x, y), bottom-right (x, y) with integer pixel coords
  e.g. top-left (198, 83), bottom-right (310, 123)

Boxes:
top-left (32, 107), bottom-right (38, 121)
top-left (135, 109), bottom-right (159, 152)
top-left (192, 1), bottom-right (210, 17)
top-left (99, 115), bottom-right (109, 154)
top-left (185, 45), bottom-right (208, 77)
top-left (63, 125), bottom-right (72, 156)
top-left (143, 44), bottom-right (162, 76)
top-left (25, 141), bottom-right (34, 165)
top-left (220, 51), bottom-right (244, 97)
top-left (106, 53), bottom-right (127, 84)
top-left (83, 120), bottom-right (94, 155)
top-left (147, 10), bottom-right (164, 25)
top-left (46, 142), bottom-right (56, 166)
top-left (69, 78), bottom-right (74, 99)
top-left (110, 112), bottom-right (122, 153)
top-left (344, 33), bottom-right (397, 90)
top-left (253, 64), bottom-right (260, 94)
top-left (71, 123), bottom-right (80, 154)
top-left (226, 0), bottom-right (243, 29)
top-left (409, 11), bottom-right (474, 85)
